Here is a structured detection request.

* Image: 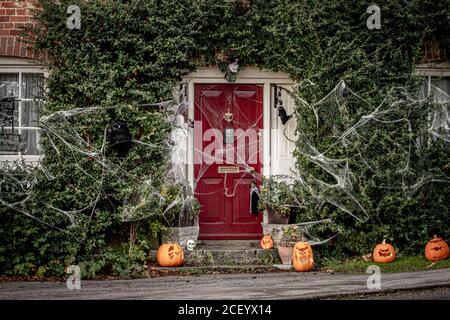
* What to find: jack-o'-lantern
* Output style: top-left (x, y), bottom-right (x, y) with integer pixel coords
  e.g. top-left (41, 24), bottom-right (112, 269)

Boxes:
top-left (292, 241), bottom-right (314, 272)
top-left (156, 243), bottom-right (184, 267)
top-left (260, 234), bottom-right (273, 250)
top-left (373, 240), bottom-right (396, 263)
top-left (425, 236), bottom-right (449, 262)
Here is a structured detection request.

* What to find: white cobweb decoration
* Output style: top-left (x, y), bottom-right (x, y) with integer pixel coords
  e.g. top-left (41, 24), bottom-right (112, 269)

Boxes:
top-left (278, 79), bottom-right (450, 244)
top-left (0, 80), bottom-right (448, 248)
top-left (0, 86), bottom-right (197, 244)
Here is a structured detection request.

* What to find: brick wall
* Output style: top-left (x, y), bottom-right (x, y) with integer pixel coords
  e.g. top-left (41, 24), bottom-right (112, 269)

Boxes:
top-left (0, 0), bottom-right (41, 59)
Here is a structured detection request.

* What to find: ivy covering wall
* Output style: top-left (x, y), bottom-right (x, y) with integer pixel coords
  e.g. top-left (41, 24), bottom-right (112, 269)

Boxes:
top-left (0, 0), bottom-right (448, 276)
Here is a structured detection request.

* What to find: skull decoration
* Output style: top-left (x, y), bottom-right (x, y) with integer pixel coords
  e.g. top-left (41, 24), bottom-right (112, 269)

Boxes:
top-left (292, 241), bottom-right (314, 272)
top-left (260, 234), bottom-right (273, 250)
top-left (186, 239), bottom-right (196, 251)
top-left (372, 240), bottom-right (396, 263)
top-left (156, 243), bottom-right (184, 267)
top-left (425, 236), bottom-right (449, 262)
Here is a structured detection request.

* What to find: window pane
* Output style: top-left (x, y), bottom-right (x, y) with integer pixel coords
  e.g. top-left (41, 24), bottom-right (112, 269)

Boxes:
top-left (21, 100), bottom-right (40, 128)
top-left (1, 97), bottom-right (19, 129)
top-left (418, 78), bottom-right (429, 99)
top-left (432, 77), bottom-right (450, 97)
top-left (0, 73), bottom-right (19, 98)
top-left (22, 73), bottom-right (44, 99)
top-left (0, 74), bottom-right (19, 127)
top-left (21, 73), bottom-right (43, 129)
top-left (20, 129), bottom-right (40, 155)
top-left (0, 128), bottom-right (21, 155)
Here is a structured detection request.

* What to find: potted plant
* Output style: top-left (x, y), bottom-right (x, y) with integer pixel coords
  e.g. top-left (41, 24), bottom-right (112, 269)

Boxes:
top-left (276, 226), bottom-right (304, 265)
top-left (160, 182), bottom-right (201, 250)
top-left (258, 177), bottom-right (294, 224)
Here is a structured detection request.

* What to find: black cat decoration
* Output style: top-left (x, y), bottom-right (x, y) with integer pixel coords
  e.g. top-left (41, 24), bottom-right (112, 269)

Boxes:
top-left (250, 182), bottom-right (260, 216)
top-left (108, 120), bottom-right (132, 157)
top-left (277, 106), bottom-right (291, 125)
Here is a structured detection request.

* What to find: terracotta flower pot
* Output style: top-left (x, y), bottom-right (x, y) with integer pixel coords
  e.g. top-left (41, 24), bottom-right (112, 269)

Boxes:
top-left (267, 209), bottom-right (289, 224)
top-left (277, 245), bottom-right (294, 265)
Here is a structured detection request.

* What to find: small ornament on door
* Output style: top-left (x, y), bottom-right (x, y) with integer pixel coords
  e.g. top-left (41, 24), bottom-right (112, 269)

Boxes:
top-left (223, 108), bottom-right (233, 123)
top-left (224, 127), bottom-right (234, 144)
top-left (223, 107), bottom-right (234, 144)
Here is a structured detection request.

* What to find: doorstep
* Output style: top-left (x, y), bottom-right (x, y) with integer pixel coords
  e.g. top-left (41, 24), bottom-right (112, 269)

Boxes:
top-left (150, 240), bottom-right (280, 265)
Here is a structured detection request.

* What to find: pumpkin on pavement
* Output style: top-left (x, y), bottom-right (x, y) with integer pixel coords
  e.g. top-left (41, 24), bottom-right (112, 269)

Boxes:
top-left (156, 243), bottom-right (184, 267)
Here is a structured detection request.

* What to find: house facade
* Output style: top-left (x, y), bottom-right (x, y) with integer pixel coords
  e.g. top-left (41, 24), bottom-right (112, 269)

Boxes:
top-left (1, 2), bottom-right (449, 241)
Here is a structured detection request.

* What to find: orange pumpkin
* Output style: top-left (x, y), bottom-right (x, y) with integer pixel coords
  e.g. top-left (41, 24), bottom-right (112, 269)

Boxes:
top-left (156, 243), bottom-right (184, 267)
top-left (260, 234), bottom-right (274, 250)
top-left (373, 239), bottom-right (396, 263)
top-left (425, 236), bottom-right (449, 262)
top-left (292, 241), bottom-right (314, 272)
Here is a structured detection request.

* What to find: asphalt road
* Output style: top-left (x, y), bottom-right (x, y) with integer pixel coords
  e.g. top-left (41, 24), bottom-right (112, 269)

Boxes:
top-left (343, 286), bottom-right (450, 300)
top-left (0, 268), bottom-right (449, 300)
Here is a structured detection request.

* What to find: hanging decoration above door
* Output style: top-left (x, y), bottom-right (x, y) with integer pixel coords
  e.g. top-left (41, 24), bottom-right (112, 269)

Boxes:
top-left (224, 60), bottom-right (239, 82)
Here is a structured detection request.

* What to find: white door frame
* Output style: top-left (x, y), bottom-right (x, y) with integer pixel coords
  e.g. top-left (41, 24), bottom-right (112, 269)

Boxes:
top-left (182, 66), bottom-right (294, 190)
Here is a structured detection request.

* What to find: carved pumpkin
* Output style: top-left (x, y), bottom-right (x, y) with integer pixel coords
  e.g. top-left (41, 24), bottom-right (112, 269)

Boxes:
top-left (292, 241), bottom-right (314, 272)
top-left (425, 236), bottom-right (449, 262)
top-left (260, 234), bottom-right (274, 250)
top-left (373, 240), bottom-right (396, 263)
top-left (156, 243), bottom-right (184, 267)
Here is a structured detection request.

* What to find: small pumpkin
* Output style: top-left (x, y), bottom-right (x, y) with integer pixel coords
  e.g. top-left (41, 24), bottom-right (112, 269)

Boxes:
top-left (156, 243), bottom-right (184, 267)
top-left (373, 239), bottom-right (396, 263)
top-left (260, 234), bottom-right (274, 250)
top-left (425, 236), bottom-right (449, 262)
top-left (292, 241), bottom-right (314, 272)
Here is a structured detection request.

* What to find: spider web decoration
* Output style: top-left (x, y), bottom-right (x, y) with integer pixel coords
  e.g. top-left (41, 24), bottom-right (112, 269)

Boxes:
top-left (0, 81), bottom-right (448, 247)
top-left (287, 80), bottom-right (449, 238)
top-left (0, 95), bottom-right (197, 243)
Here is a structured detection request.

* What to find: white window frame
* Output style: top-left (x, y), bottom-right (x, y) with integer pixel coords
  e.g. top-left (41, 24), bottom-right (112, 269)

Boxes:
top-left (0, 57), bottom-right (45, 162)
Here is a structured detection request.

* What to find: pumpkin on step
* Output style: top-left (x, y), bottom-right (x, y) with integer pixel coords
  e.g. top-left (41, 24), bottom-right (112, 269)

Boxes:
top-left (292, 241), bottom-right (314, 272)
top-left (260, 234), bottom-right (273, 250)
top-left (156, 243), bottom-right (184, 267)
top-left (425, 236), bottom-right (449, 262)
top-left (373, 240), bottom-right (396, 263)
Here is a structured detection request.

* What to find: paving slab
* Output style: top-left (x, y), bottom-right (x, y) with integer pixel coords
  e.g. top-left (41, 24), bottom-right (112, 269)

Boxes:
top-left (0, 268), bottom-right (449, 300)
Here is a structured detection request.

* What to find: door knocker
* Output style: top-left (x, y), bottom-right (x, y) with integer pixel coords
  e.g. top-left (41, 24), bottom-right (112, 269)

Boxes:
top-left (223, 108), bottom-right (233, 123)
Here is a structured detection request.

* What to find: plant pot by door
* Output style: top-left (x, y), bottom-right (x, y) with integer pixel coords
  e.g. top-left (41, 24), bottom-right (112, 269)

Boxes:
top-left (162, 226), bottom-right (199, 250)
top-left (267, 209), bottom-right (289, 224)
top-left (277, 245), bottom-right (294, 265)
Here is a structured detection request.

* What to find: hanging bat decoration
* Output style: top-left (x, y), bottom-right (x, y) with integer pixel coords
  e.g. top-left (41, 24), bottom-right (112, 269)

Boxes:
top-left (108, 120), bottom-right (132, 157)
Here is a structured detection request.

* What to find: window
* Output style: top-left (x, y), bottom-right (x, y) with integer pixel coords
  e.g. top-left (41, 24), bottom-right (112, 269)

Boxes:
top-left (0, 71), bottom-right (44, 157)
top-left (419, 75), bottom-right (450, 145)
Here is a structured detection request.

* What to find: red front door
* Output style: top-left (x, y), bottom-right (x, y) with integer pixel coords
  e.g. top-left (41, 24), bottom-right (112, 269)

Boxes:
top-left (194, 84), bottom-right (263, 239)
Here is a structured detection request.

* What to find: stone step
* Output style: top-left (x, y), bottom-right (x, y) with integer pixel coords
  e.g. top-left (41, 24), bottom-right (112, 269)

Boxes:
top-left (150, 247), bottom-right (280, 266)
top-left (197, 240), bottom-right (260, 249)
